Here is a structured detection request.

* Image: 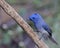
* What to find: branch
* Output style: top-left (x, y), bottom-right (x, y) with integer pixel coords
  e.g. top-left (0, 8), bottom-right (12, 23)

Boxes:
top-left (0, 0), bottom-right (49, 48)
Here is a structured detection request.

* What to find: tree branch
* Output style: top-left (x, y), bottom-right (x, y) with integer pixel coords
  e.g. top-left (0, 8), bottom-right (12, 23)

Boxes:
top-left (0, 0), bottom-right (49, 48)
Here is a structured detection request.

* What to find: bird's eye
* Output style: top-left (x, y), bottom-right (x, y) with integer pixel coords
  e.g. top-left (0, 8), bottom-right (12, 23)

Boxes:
top-left (32, 17), bottom-right (35, 19)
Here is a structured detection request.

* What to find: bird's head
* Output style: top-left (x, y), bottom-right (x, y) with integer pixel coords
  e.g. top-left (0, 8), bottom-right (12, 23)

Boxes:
top-left (29, 13), bottom-right (42, 23)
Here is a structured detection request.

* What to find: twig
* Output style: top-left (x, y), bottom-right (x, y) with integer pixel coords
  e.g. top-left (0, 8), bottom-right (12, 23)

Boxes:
top-left (0, 0), bottom-right (49, 48)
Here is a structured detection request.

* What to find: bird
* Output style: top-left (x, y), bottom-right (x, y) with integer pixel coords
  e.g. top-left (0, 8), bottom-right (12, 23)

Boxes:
top-left (29, 13), bottom-right (58, 45)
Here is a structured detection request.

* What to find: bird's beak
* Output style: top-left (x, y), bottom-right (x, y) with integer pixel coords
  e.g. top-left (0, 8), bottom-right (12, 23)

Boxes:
top-left (27, 18), bottom-right (31, 22)
top-left (28, 17), bottom-right (32, 21)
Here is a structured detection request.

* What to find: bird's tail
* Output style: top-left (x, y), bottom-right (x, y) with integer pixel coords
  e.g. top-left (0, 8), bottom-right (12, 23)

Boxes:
top-left (49, 37), bottom-right (58, 45)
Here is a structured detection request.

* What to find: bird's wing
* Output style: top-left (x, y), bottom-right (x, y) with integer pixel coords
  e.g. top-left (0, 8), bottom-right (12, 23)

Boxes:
top-left (42, 24), bottom-right (52, 36)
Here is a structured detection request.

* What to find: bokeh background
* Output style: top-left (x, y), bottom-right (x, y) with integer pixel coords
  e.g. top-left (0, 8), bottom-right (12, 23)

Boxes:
top-left (0, 0), bottom-right (60, 48)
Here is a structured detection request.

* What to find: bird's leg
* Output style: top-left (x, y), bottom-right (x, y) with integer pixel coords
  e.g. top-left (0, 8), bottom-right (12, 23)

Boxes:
top-left (39, 33), bottom-right (49, 40)
top-left (39, 33), bottom-right (44, 40)
top-left (35, 31), bottom-right (48, 40)
top-left (35, 31), bottom-right (44, 40)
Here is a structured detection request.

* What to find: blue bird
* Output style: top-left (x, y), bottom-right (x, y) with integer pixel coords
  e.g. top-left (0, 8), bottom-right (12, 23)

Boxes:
top-left (29, 13), bottom-right (58, 45)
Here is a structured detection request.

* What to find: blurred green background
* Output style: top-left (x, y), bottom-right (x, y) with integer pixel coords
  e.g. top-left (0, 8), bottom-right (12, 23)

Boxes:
top-left (0, 0), bottom-right (60, 48)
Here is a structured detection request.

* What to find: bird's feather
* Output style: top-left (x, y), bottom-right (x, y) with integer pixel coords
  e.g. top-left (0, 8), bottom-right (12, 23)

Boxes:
top-left (42, 24), bottom-right (52, 36)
